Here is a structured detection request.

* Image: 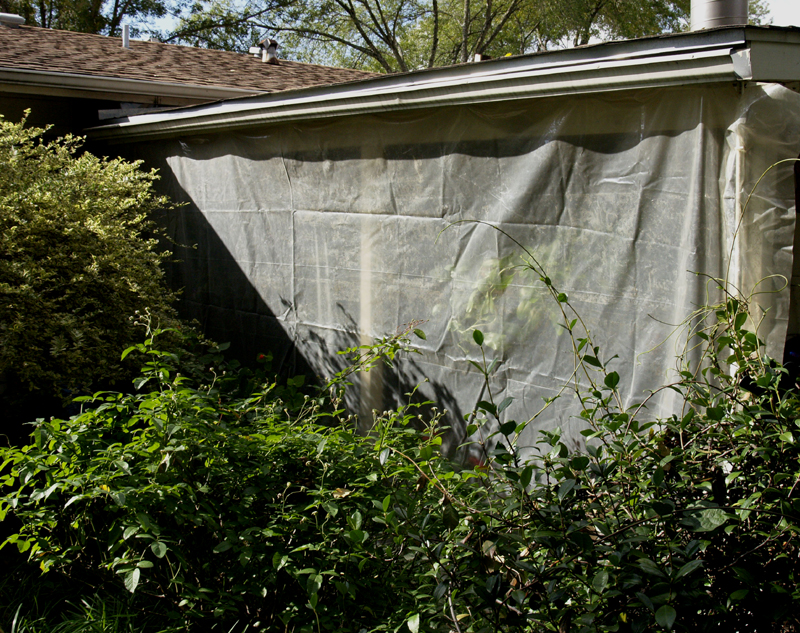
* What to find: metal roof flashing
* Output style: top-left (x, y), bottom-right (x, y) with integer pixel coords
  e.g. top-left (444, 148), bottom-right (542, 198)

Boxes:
top-left (87, 25), bottom-right (800, 143)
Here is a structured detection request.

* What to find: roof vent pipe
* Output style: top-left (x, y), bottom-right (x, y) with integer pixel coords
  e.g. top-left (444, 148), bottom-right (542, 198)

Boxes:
top-left (262, 38), bottom-right (279, 64)
top-left (122, 24), bottom-right (130, 48)
top-left (249, 39), bottom-right (279, 63)
top-left (0, 13), bottom-right (25, 27)
top-left (691, 0), bottom-right (747, 30)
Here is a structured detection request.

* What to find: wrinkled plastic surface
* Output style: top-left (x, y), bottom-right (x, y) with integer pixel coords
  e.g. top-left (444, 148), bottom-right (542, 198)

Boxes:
top-left (131, 83), bottom-right (800, 451)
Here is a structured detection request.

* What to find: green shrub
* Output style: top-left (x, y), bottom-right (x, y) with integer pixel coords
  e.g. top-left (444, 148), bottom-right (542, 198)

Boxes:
top-left (401, 245), bottom-right (800, 632)
top-left (4, 223), bottom-right (800, 631)
top-left (5, 283), bottom-right (800, 632)
top-left (0, 326), bottom-right (451, 632)
top-left (0, 114), bottom-right (178, 415)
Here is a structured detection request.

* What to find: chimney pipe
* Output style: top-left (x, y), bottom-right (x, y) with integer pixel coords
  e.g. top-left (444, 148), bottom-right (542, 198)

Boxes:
top-left (122, 24), bottom-right (130, 48)
top-left (691, 0), bottom-right (748, 30)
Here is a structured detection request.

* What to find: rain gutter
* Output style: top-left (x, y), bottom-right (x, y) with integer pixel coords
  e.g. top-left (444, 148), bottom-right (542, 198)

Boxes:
top-left (88, 27), bottom-right (794, 143)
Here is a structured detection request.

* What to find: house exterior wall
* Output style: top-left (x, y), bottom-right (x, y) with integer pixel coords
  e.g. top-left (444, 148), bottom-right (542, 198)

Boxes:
top-left (0, 93), bottom-right (118, 139)
top-left (127, 83), bottom-right (800, 453)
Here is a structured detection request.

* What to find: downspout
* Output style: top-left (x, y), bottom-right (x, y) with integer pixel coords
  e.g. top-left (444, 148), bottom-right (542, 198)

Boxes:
top-left (691, 0), bottom-right (748, 30)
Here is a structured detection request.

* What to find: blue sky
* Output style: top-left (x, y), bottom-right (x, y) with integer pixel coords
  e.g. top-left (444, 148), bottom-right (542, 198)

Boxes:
top-left (768, 0), bottom-right (800, 26)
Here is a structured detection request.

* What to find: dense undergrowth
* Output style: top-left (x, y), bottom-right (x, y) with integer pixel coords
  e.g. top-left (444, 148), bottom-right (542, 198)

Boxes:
top-left (2, 139), bottom-right (800, 630)
top-left (3, 260), bottom-right (800, 632)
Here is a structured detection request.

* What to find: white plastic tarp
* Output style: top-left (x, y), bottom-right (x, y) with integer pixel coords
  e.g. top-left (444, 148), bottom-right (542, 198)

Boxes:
top-left (130, 82), bottom-right (800, 452)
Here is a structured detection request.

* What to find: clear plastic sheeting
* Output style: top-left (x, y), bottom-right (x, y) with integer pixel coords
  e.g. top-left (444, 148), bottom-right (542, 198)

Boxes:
top-left (130, 83), bottom-right (800, 452)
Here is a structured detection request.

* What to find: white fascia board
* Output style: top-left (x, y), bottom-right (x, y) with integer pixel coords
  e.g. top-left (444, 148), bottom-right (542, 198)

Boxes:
top-left (0, 67), bottom-right (261, 104)
top-left (89, 37), bottom-right (748, 142)
top-left (745, 40), bottom-right (800, 81)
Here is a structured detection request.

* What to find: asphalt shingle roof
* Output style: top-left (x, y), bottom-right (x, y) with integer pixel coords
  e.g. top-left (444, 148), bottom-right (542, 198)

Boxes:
top-left (0, 23), bottom-right (378, 92)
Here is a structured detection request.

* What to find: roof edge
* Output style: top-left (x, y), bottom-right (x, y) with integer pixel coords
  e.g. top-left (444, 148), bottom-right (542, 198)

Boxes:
top-left (89, 26), bottom-right (796, 142)
top-left (0, 67), bottom-right (262, 105)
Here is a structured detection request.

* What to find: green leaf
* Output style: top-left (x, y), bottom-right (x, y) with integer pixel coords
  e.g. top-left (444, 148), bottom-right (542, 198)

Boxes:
top-left (582, 355), bottom-right (603, 368)
top-left (135, 512), bottom-right (151, 531)
top-left (407, 613), bottom-right (420, 633)
top-left (348, 529), bottom-right (365, 544)
top-left (557, 479), bottom-right (576, 501)
top-left (592, 570), bottom-right (609, 593)
top-left (413, 328), bottom-right (426, 340)
top-left (520, 465), bottom-right (533, 488)
top-left (273, 552), bottom-right (289, 571)
top-left (151, 541), bottom-right (168, 558)
top-left (729, 589), bottom-right (748, 601)
top-left (497, 396), bottom-right (514, 414)
top-left (655, 605), bottom-right (676, 630)
top-left (604, 371), bottom-right (620, 389)
top-left (557, 292), bottom-right (568, 303)
top-left (638, 559), bottom-right (665, 578)
top-left (307, 573), bottom-right (322, 594)
top-left (570, 456), bottom-right (589, 471)
top-left (442, 504), bottom-right (459, 530)
top-left (124, 568), bottom-right (140, 594)
top-left (675, 560), bottom-right (703, 579)
top-left (213, 541), bottom-right (232, 553)
top-left (682, 507), bottom-right (729, 532)
top-left (473, 329), bottom-right (484, 346)
top-left (499, 421), bottom-right (516, 436)
top-left (287, 375), bottom-right (305, 388)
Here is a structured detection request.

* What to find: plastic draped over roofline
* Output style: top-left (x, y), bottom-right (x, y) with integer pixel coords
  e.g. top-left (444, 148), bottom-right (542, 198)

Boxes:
top-left (88, 26), bottom-right (800, 143)
top-left (123, 82), bottom-right (800, 456)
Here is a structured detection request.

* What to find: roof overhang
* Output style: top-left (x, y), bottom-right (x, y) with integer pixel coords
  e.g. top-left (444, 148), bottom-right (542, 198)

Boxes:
top-left (88, 26), bottom-right (800, 143)
top-left (0, 67), bottom-right (262, 106)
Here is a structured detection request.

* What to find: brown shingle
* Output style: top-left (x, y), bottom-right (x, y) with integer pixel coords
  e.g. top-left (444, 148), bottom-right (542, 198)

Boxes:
top-left (0, 24), bottom-right (378, 92)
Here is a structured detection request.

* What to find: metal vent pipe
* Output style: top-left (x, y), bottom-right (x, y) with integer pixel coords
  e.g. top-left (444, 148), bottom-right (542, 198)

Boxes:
top-left (691, 0), bottom-right (748, 30)
top-left (0, 13), bottom-right (25, 26)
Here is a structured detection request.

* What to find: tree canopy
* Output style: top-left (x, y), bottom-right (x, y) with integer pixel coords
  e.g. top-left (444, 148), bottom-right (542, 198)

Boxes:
top-left (165, 0), bottom-right (770, 72)
top-left (0, 0), bottom-right (169, 36)
top-left (166, 0), bottom-right (692, 71)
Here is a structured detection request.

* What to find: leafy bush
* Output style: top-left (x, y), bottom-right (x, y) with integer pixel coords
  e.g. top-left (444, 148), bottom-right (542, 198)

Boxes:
top-left (397, 245), bottom-right (800, 632)
top-left (0, 114), bottom-right (178, 419)
top-left (0, 326), bottom-right (453, 632)
top-left (4, 235), bottom-right (800, 630)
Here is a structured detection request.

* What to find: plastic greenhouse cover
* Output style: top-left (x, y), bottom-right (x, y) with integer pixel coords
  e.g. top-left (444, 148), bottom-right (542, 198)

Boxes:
top-left (129, 82), bottom-right (800, 456)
